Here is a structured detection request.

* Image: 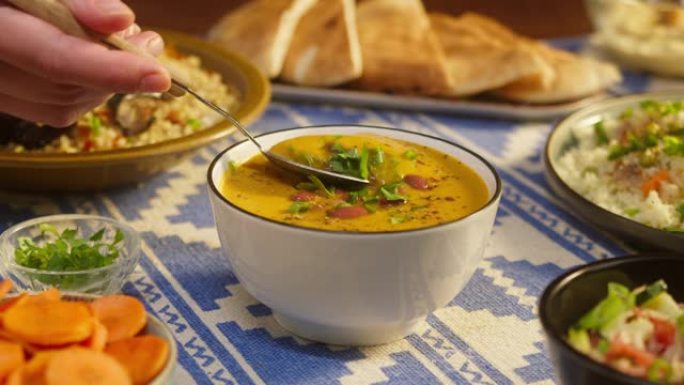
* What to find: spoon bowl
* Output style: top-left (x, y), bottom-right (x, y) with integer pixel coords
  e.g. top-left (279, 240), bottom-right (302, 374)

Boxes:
top-left (182, 84), bottom-right (370, 188)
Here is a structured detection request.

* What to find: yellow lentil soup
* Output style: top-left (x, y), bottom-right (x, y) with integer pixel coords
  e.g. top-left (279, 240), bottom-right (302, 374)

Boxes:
top-left (220, 134), bottom-right (490, 232)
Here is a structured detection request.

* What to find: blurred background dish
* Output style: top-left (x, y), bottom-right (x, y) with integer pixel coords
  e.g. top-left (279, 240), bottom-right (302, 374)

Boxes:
top-left (545, 91), bottom-right (684, 252)
top-left (539, 253), bottom-right (684, 385)
top-left (586, 0), bottom-right (684, 77)
top-left (0, 29), bottom-right (270, 192)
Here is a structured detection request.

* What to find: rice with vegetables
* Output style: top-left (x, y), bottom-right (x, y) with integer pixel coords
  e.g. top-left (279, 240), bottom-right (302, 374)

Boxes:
top-left (0, 50), bottom-right (238, 153)
top-left (556, 99), bottom-right (684, 232)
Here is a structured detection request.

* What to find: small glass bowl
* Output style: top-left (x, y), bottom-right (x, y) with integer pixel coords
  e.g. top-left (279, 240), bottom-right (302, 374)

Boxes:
top-left (0, 214), bottom-right (141, 294)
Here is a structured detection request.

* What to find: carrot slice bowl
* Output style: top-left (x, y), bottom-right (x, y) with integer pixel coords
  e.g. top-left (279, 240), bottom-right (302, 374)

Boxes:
top-left (0, 281), bottom-right (177, 385)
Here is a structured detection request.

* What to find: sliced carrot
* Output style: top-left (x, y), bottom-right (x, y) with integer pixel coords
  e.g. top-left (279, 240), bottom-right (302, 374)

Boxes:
top-left (0, 282), bottom-right (12, 303)
top-left (81, 320), bottom-right (108, 352)
top-left (105, 335), bottom-right (169, 384)
top-left (90, 295), bottom-right (146, 343)
top-left (3, 301), bottom-right (92, 346)
top-left (24, 289), bottom-right (61, 305)
top-left (44, 347), bottom-right (131, 385)
top-left (0, 341), bottom-right (24, 380)
top-left (0, 295), bottom-right (28, 315)
top-left (641, 169), bottom-right (669, 197)
top-left (6, 350), bottom-right (57, 385)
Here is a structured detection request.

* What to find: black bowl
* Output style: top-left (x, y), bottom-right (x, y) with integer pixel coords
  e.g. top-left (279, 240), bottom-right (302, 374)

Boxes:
top-left (545, 92), bottom-right (684, 252)
top-left (539, 253), bottom-right (684, 385)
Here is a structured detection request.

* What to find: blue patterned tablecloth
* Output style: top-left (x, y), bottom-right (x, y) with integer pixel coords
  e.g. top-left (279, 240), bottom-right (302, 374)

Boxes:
top-left (2, 39), bottom-right (683, 385)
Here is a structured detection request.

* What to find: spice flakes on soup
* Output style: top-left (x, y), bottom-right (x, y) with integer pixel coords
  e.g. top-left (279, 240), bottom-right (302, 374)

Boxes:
top-left (221, 134), bottom-right (489, 232)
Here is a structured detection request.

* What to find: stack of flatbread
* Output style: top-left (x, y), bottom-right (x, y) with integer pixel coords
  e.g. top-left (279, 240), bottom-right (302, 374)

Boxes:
top-left (208, 0), bottom-right (622, 104)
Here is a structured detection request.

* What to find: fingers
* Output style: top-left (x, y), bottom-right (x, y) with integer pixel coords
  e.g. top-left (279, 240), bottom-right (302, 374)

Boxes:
top-left (0, 92), bottom-right (109, 127)
top-left (0, 61), bottom-right (105, 106)
top-left (117, 23), bottom-right (141, 38)
top-left (126, 31), bottom-right (165, 57)
top-left (0, 5), bottom-right (170, 93)
top-left (63, 0), bottom-right (134, 34)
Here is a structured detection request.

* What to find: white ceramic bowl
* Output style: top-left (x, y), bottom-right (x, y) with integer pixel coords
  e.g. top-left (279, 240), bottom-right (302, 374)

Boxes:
top-left (207, 125), bottom-right (501, 345)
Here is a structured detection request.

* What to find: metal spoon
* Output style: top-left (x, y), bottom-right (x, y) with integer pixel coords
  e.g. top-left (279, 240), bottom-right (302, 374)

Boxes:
top-left (176, 84), bottom-right (370, 188)
top-left (8, 0), bottom-right (370, 189)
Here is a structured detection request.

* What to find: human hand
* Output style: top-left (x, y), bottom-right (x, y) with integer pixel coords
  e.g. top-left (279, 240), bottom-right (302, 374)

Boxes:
top-left (0, 0), bottom-right (171, 127)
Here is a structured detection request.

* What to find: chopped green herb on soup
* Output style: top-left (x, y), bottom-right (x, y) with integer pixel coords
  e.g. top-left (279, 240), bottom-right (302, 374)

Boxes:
top-left (567, 280), bottom-right (684, 383)
top-left (221, 134), bottom-right (489, 232)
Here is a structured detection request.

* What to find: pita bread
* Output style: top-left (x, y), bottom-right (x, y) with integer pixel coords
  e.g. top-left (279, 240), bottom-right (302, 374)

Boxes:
top-left (353, 0), bottom-right (453, 95)
top-left (450, 13), bottom-right (621, 103)
top-left (280, 0), bottom-right (362, 87)
top-left (429, 12), bottom-right (553, 97)
top-left (495, 43), bottom-right (622, 104)
top-left (207, 0), bottom-right (317, 78)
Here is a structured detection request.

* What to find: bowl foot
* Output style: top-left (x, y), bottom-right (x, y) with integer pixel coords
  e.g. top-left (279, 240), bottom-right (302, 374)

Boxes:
top-left (273, 312), bottom-right (423, 346)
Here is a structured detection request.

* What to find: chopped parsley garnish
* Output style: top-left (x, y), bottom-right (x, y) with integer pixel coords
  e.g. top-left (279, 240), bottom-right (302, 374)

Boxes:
top-left (14, 224), bottom-right (124, 287)
top-left (379, 182), bottom-right (407, 202)
top-left (664, 226), bottom-right (684, 234)
top-left (389, 213), bottom-right (411, 225)
top-left (403, 149), bottom-right (418, 160)
top-left (89, 115), bottom-right (102, 137)
top-left (594, 121), bottom-right (609, 145)
top-left (359, 146), bottom-right (370, 180)
top-left (227, 160), bottom-right (238, 175)
top-left (288, 202), bottom-right (311, 214)
top-left (677, 203), bottom-right (684, 222)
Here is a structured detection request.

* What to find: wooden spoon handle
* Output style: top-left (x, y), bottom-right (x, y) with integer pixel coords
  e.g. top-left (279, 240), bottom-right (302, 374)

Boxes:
top-left (7, 0), bottom-right (186, 96)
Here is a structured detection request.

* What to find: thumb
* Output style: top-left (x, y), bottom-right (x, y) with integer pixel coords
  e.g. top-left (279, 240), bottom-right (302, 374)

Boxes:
top-left (63, 0), bottom-right (134, 34)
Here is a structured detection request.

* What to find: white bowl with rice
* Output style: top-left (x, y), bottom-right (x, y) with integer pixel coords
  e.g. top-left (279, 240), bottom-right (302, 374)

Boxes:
top-left (545, 91), bottom-right (684, 251)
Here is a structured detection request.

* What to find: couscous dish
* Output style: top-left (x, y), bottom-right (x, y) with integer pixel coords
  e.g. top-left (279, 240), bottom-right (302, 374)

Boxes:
top-left (0, 50), bottom-right (238, 153)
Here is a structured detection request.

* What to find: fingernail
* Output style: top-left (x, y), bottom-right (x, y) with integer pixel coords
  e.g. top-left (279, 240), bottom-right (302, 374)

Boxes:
top-left (140, 73), bottom-right (169, 92)
top-left (94, 0), bottom-right (132, 16)
top-left (146, 35), bottom-right (165, 56)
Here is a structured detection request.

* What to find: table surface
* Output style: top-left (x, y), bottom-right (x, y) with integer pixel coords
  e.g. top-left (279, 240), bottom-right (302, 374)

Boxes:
top-left (1, 39), bottom-right (677, 385)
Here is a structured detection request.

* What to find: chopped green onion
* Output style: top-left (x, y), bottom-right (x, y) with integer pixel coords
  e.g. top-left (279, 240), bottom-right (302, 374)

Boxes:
top-left (372, 146), bottom-right (384, 165)
top-left (624, 208), bottom-right (640, 217)
top-left (594, 121), bottom-right (609, 145)
top-left (186, 118), bottom-right (202, 130)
